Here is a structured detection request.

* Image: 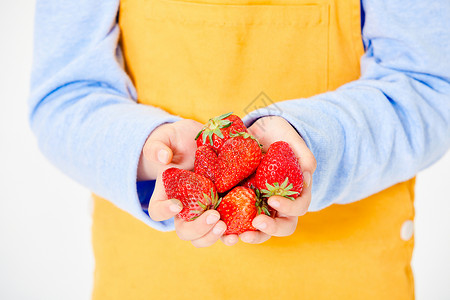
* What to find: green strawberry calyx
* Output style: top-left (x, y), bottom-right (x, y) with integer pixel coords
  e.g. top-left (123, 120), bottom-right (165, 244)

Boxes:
top-left (195, 112), bottom-right (233, 145)
top-left (229, 131), bottom-right (263, 149)
top-left (254, 189), bottom-right (272, 216)
top-left (261, 177), bottom-right (298, 201)
top-left (189, 188), bottom-right (222, 221)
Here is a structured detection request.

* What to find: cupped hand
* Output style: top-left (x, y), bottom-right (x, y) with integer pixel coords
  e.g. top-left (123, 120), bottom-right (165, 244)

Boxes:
top-left (222, 116), bottom-right (317, 246)
top-left (138, 119), bottom-right (227, 248)
top-left (137, 119), bottom-right (203, 181)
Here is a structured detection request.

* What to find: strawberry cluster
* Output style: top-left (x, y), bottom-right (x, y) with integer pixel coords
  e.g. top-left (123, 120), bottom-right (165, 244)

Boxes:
top-left (162, 112), bottom-right (303, 235)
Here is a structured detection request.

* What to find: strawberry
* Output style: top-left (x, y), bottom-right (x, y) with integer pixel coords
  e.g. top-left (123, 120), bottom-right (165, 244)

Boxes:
top-left (239, 153), bottom-right (265, 190)
top-left (214, 132), bottom-right (262, 193)
top-left (240, 172), bottom-right (257, 190)
top-left (194, 145), bottom-right (217, 182)
top-left (254, 141), bottom-right (303, 200)
top-left (162, 168), bottom-right (220, 221)
top-left (240, 174), bottom-right (277, 218)
top-left (195, 112), bottom-right (247, 152)
top-left (217, 187), bottom-right (271, 235)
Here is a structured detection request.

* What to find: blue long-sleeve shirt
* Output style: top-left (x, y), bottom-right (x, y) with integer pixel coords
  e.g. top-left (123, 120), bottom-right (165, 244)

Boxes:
top-left (29, 0), bottom-right (450, 231)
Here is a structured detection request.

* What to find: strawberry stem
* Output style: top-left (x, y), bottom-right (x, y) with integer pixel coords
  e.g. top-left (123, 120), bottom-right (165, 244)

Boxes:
top-left (195, 112), bottom-right (234, 146)
top-left (261, 178), bottom-right (298, 201)
top-left (194, 188), bottom-right (221, 219)
top-left (255, 188), bottom-right (272, 216)
top-left (229, 131), bottom-right (263, 149)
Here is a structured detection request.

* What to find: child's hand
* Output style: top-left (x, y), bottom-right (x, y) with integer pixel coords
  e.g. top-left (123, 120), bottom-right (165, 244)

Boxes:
top-left (222, 116), bottom-right (316, 245)
top-left (137, 119), bottom-right (203, 181)
top-left (139, 119), bottom-right (227, 247)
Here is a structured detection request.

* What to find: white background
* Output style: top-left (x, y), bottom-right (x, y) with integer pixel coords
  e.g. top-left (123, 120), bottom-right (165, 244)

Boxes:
top-left (1, 1), bottom-right (449, 299)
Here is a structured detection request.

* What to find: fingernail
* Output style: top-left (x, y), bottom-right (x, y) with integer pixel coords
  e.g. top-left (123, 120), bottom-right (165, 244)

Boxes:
top-left (268, 199), bottom-right (280, 208)
top-left (213, 225), bottom-right (225, 235)
top-left (169, 200), bottom-right (182, 213)
top-left (206, 214), bottom-right (220, 225)
top-left (254, 222), bottom-right (267, 230)
top-left (157, 149), bottom-right (169, 164)
top-left (303, 172), bottom-right (312, 188)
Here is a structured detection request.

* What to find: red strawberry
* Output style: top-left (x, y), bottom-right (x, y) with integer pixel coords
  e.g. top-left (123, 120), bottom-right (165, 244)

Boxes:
top-left (195, 112), bottom-right (247, 152)
top-left (194, 145), bottom-right (217, 182)
top-left (214, 132), bottom-right (262, 193)
top-left (254, 141), bottom-right (303, 200)
top-left (217, 187), bottom-right (270, 235)
top-left (162, 168), bottom-right (220, 221)
top-left (239, 153), bottom-right (265, 190)
top-left (240, 172), bottom-right (257, 190)
top-left (240, 176), bottom-right (277, 219)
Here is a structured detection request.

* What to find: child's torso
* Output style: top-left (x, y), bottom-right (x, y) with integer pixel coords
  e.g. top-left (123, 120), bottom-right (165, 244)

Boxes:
top-left (91, 0), bottom-right (415, 298)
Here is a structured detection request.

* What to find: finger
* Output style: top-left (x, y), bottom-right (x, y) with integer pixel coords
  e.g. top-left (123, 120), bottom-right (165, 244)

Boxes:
top-left (267, 189), bottom-right (312, 217)
top-left (148, 198), bottom-right (183, 222)
top-left (267, 168), bottom-right (313, 216)
top-left (174, 210), bottom-right (220, 241)
top-left (221, 234), bottom-right (239, 246)
top-left (143, 139), bottom-right (174, 165)
top-left (138, 141), bottom-right (172, 181)
top-left (250, 117), bottom-right (317, 172)
top-left (190, 221), bottom-right (227, 248)
top-left (148, 174), bottom-right (182, 221)
top-left (248, 116), bottom-right (315, 215)
top-left (239, 230), bottom-right (271, 244)
top-left (252, 214), bottom-right (298, 237)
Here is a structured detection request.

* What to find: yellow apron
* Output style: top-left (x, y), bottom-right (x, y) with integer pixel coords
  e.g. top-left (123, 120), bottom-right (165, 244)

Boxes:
top-left (92, 0), bottom-right (415, 298)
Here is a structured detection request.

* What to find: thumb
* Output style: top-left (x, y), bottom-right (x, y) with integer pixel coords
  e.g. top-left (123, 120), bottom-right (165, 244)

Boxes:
top-left (143, 139), bottom-right (174, 165)
top-left (137, 140), bottom-right (174, 181)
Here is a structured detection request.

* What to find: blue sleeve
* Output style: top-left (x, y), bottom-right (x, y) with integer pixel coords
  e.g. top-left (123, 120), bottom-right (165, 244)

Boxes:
top-left (29, 0), bottom-right (180, 231)
top-left (244, 0), bottom-right (450, 211)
